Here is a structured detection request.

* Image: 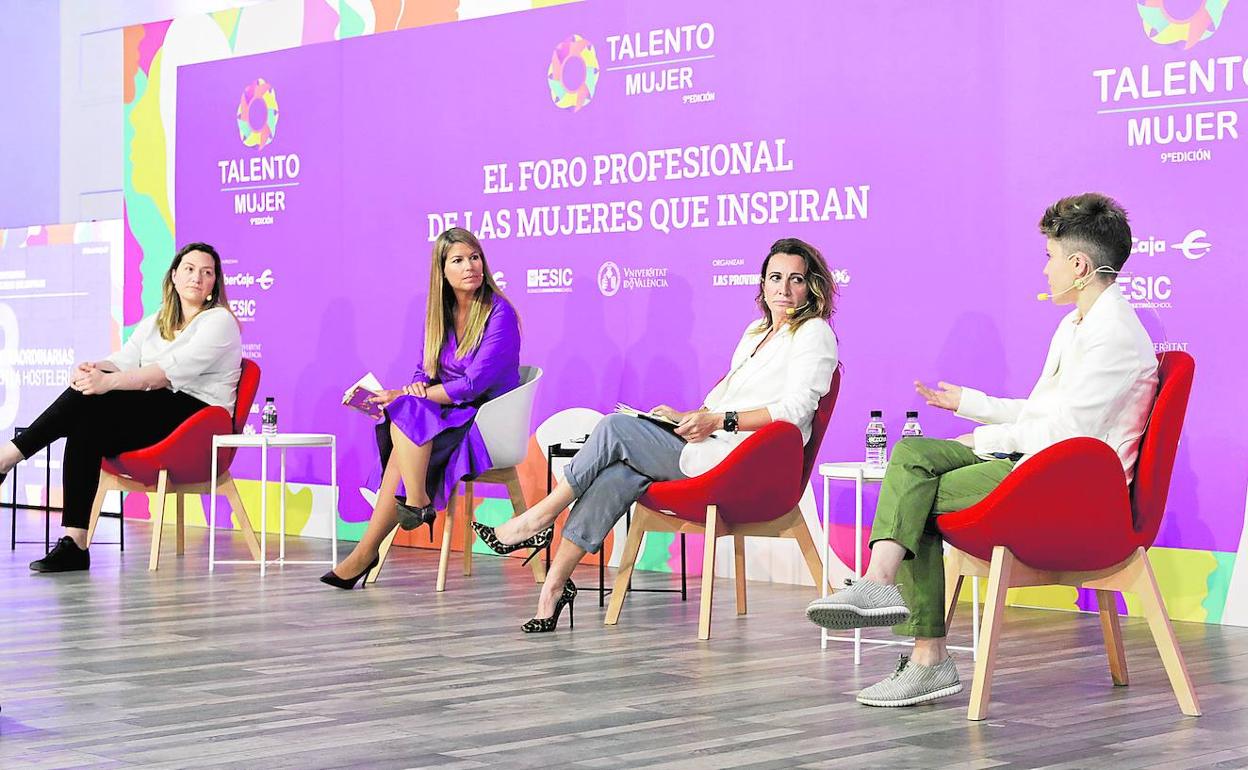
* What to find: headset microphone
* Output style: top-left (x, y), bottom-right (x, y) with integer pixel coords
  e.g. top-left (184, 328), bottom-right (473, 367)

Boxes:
top-left (1037, 265), bottom-right (1119, 301)
top-left (785, 301), bottom-right (811, 317)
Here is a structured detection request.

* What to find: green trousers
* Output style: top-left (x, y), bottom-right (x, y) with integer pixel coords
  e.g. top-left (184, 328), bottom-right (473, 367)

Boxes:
top-left (869, 437), bottom-right (1014, 638)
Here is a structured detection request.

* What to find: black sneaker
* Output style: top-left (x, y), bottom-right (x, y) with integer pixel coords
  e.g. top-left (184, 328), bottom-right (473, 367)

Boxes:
top-left (30, 536), bottom-right (90, 573)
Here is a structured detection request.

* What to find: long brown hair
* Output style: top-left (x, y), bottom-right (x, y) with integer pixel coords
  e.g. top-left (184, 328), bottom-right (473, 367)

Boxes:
top-left (753, 237), bottom-right (837, 333)
top-left (423, 228), bottom-right (509, 378)
top-left (156, 242), bottom-right (230, 340)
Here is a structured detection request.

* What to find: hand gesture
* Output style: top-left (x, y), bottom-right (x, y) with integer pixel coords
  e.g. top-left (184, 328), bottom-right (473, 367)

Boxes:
top-left (675, 411), bottom-right (720, 443)
top-left (915, 380), bottom-right (962, 412)
top-left (367, 389), bottom-right (405, 409)
top-left (650, 404), bottom-right (684, 423)
top-left (71, 368), bottom-right (114, 396)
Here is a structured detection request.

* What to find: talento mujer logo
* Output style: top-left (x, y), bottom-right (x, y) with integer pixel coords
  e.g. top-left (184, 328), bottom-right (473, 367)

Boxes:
top-left (236, 78), bottom-right (279, 149)
top-left (548, 34), bottom-right (600, 112)
top-left (1137, 0), bottom-right (1229, 49)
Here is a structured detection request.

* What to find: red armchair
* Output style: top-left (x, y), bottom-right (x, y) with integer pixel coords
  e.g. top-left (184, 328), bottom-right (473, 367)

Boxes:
top-left (938, 352), bottom-right (1199, 720)
top-left (86, 360), bottom-right (263, 570)
top-left (605, 368), bottom-right (842, 640)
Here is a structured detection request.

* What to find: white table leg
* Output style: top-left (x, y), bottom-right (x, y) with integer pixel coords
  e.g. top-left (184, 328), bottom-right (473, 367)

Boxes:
top-left (209, 438), bottom-right (219, 573)
top-left (821, 473), bottom-right (830, 650)
top-left (330, 437), bottom-right (338, 565)
top-left (279, 446), bottom-right (287, 562)
top-left (260, 439), bottom-right (268, 577)
top-left (854, 468), bottom-right (863, 666)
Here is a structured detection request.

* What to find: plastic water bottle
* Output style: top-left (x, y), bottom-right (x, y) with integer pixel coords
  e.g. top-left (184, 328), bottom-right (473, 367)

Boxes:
top-left (262, 397), bottom-right (278, 436)
top-left (866, 410), bottom-right (887, 467)
top-left (902, 410), bottom-right (923, 438)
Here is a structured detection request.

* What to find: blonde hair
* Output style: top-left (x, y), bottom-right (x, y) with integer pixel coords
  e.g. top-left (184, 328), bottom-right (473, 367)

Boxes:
top-left (156, 242), bottom-right (231, 341)
top-left (753, 237), bottom-right (837, 334)
top-left (423, 228), bottom-right (509, 378)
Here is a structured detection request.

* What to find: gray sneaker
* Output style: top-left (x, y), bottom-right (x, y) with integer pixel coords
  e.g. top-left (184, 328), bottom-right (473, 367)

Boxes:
top-left (857, 654), bottom-right (963, 707)
top-left (805, 578), bottom-right (910, 629)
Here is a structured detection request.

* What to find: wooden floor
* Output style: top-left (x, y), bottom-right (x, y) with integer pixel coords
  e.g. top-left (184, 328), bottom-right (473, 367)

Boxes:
top-left (1, 511), bottom-right (1247, 769)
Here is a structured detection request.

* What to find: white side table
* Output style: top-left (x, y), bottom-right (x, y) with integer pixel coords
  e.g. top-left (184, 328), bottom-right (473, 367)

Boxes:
top-left (818, 461), bottom-right (978, 663)
top-left (209, 433), bottom-right (338, 576)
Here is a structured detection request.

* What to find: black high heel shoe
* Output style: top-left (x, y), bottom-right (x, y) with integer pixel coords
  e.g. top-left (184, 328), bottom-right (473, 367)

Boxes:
top-left (522, 578), bottom-right (577, 633)
top-left (470, 521), bottom-right (553, 566)
top-left (319, 555), bottom-right (380, 590)
top-left (395, 497), bottom-right (437, 538)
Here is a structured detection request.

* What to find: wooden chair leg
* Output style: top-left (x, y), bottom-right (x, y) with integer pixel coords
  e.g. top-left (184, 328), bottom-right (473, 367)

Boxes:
top-left (462, 482), bottom-right (475, 577)
top-left (698, 505), bottom-right (719, 641)
top-left (435, 490), bottom-right (457, 592)
top-left (503, 469), bottom-right (545, 584)
top-left (733, 535), bottom-right (747, 615)
top-left (1129, 548), bottom-right (1201, 716)
top-left (786, 517), bottom-right (829, 593)
top-left (148, 470), bottom-right (169, 571)
top-left (1096, 589), bottom-right (1129, 686)
top-left (367, 524), bottom-right (400, 585)
top-left (221, 476), bottom-right (262, 560)
top-left (604, 512), bottom-right (648, 625)
top-left (967, 545), bottom-right (1015, 721)
top-left (175, 493), bottom-right (185, 556)
top-left (86, 471), bottom-right (111, 546)
top-left (944, 550), bottom-right (965, 631)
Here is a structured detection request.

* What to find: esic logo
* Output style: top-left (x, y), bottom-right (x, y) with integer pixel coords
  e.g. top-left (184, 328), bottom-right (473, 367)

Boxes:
top-left (492, 271), bottom-right (507, 290)
top-left (1137, 0), bottom-right (1229, 50)
top-left (1117, 274), bottom-right (1173, 306)
top-left (528, 268), bottom-right (573, 294)
top-left (237, 79), bottom-right (279, 149)
top-left (548, 34), bottom-right (600, 112)
top-left (597, 261), bottom-right (621, 297)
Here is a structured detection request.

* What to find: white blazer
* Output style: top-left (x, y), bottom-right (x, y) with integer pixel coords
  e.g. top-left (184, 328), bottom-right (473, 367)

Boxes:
top-left (957, 284), bottom-right (1158, 481)
top-left (680, 317), bottom-right (839, 477)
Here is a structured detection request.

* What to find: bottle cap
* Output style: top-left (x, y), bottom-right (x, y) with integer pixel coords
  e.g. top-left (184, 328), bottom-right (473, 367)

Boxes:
top-left (870, 410), bottom-right (882, 418)
top-left (265, 396), bottom-right (274, 402)
top-left (906, 410), bottom-right (918, 419)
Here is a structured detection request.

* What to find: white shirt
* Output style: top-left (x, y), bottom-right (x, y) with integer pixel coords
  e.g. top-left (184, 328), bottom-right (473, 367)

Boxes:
top-left (105, 307), bottom-right (243, 410)
top-left (680, 317), bottom-right (839, 477)
top-left (957, 284), bottom-right (1158, 481)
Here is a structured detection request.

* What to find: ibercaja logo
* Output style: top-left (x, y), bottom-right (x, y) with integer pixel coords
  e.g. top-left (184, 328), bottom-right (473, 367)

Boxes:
top-left (548, 34), bottom-right (600, 112)
top-left (1137, 0), bottom-right (1230, 49)
top-left (237, 78), bottom-right (279, 149)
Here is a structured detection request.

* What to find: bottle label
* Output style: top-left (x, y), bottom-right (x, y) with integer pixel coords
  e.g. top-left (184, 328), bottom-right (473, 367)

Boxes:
top-left (866, 435), bottom-right (887, 449)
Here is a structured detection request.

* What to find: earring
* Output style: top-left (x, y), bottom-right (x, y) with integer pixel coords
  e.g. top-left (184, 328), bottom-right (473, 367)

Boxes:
top-left (206, 295), bottom-right (213, 302)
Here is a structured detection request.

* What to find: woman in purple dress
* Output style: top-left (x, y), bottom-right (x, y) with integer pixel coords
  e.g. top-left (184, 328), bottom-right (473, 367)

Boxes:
top-left (321, 228), bottom-right (521, 589)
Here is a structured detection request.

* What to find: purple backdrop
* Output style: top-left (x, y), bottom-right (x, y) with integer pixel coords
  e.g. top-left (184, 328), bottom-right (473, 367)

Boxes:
top-left (174, 0), bottom-right (1246, 556)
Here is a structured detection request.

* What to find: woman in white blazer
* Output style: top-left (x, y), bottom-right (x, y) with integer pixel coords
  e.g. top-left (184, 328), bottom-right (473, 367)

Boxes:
top-left (806, 193), bottom-right (1159, 709)
top-left (472, 238), bottom-right (840, 632)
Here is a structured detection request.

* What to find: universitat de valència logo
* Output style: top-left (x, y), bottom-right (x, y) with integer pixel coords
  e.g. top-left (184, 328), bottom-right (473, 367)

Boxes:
top-left (220, 78), bottom-right (301, 226)
top-left (1094, 0), bottom-right (1239, 162)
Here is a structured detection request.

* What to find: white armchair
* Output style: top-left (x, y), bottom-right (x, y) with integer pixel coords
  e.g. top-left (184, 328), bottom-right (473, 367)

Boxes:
top-left (369, 366), bottom-right (545, 589)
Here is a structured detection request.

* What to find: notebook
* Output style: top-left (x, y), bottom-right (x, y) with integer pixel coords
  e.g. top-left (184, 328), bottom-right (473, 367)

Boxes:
top-left (342, 372), bottom-right (385, 420)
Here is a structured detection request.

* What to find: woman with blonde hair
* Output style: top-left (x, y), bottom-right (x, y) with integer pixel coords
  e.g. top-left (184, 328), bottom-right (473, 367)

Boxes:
top-left (0, 242), bottom-right (242, 573)
top-left (322, 227), bottom-right (522, 589)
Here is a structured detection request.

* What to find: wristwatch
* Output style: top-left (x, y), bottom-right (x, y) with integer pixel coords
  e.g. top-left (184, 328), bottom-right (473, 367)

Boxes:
top-left (723, 411), bottom-right (739, 433)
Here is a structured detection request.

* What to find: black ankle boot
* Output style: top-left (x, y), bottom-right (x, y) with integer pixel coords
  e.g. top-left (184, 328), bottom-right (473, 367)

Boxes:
top-left (30, 536), bottom-right (90, 573)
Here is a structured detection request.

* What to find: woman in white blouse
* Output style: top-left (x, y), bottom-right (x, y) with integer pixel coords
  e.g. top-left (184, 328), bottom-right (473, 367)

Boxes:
top-left (471, 237), bottom-right (840, 632)
top-left (0, 243), bottom-right (242, 573)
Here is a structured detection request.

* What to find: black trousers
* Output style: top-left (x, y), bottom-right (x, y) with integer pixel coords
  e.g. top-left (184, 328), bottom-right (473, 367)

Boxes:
top-left (13, 388), bottom-right (209, 529)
